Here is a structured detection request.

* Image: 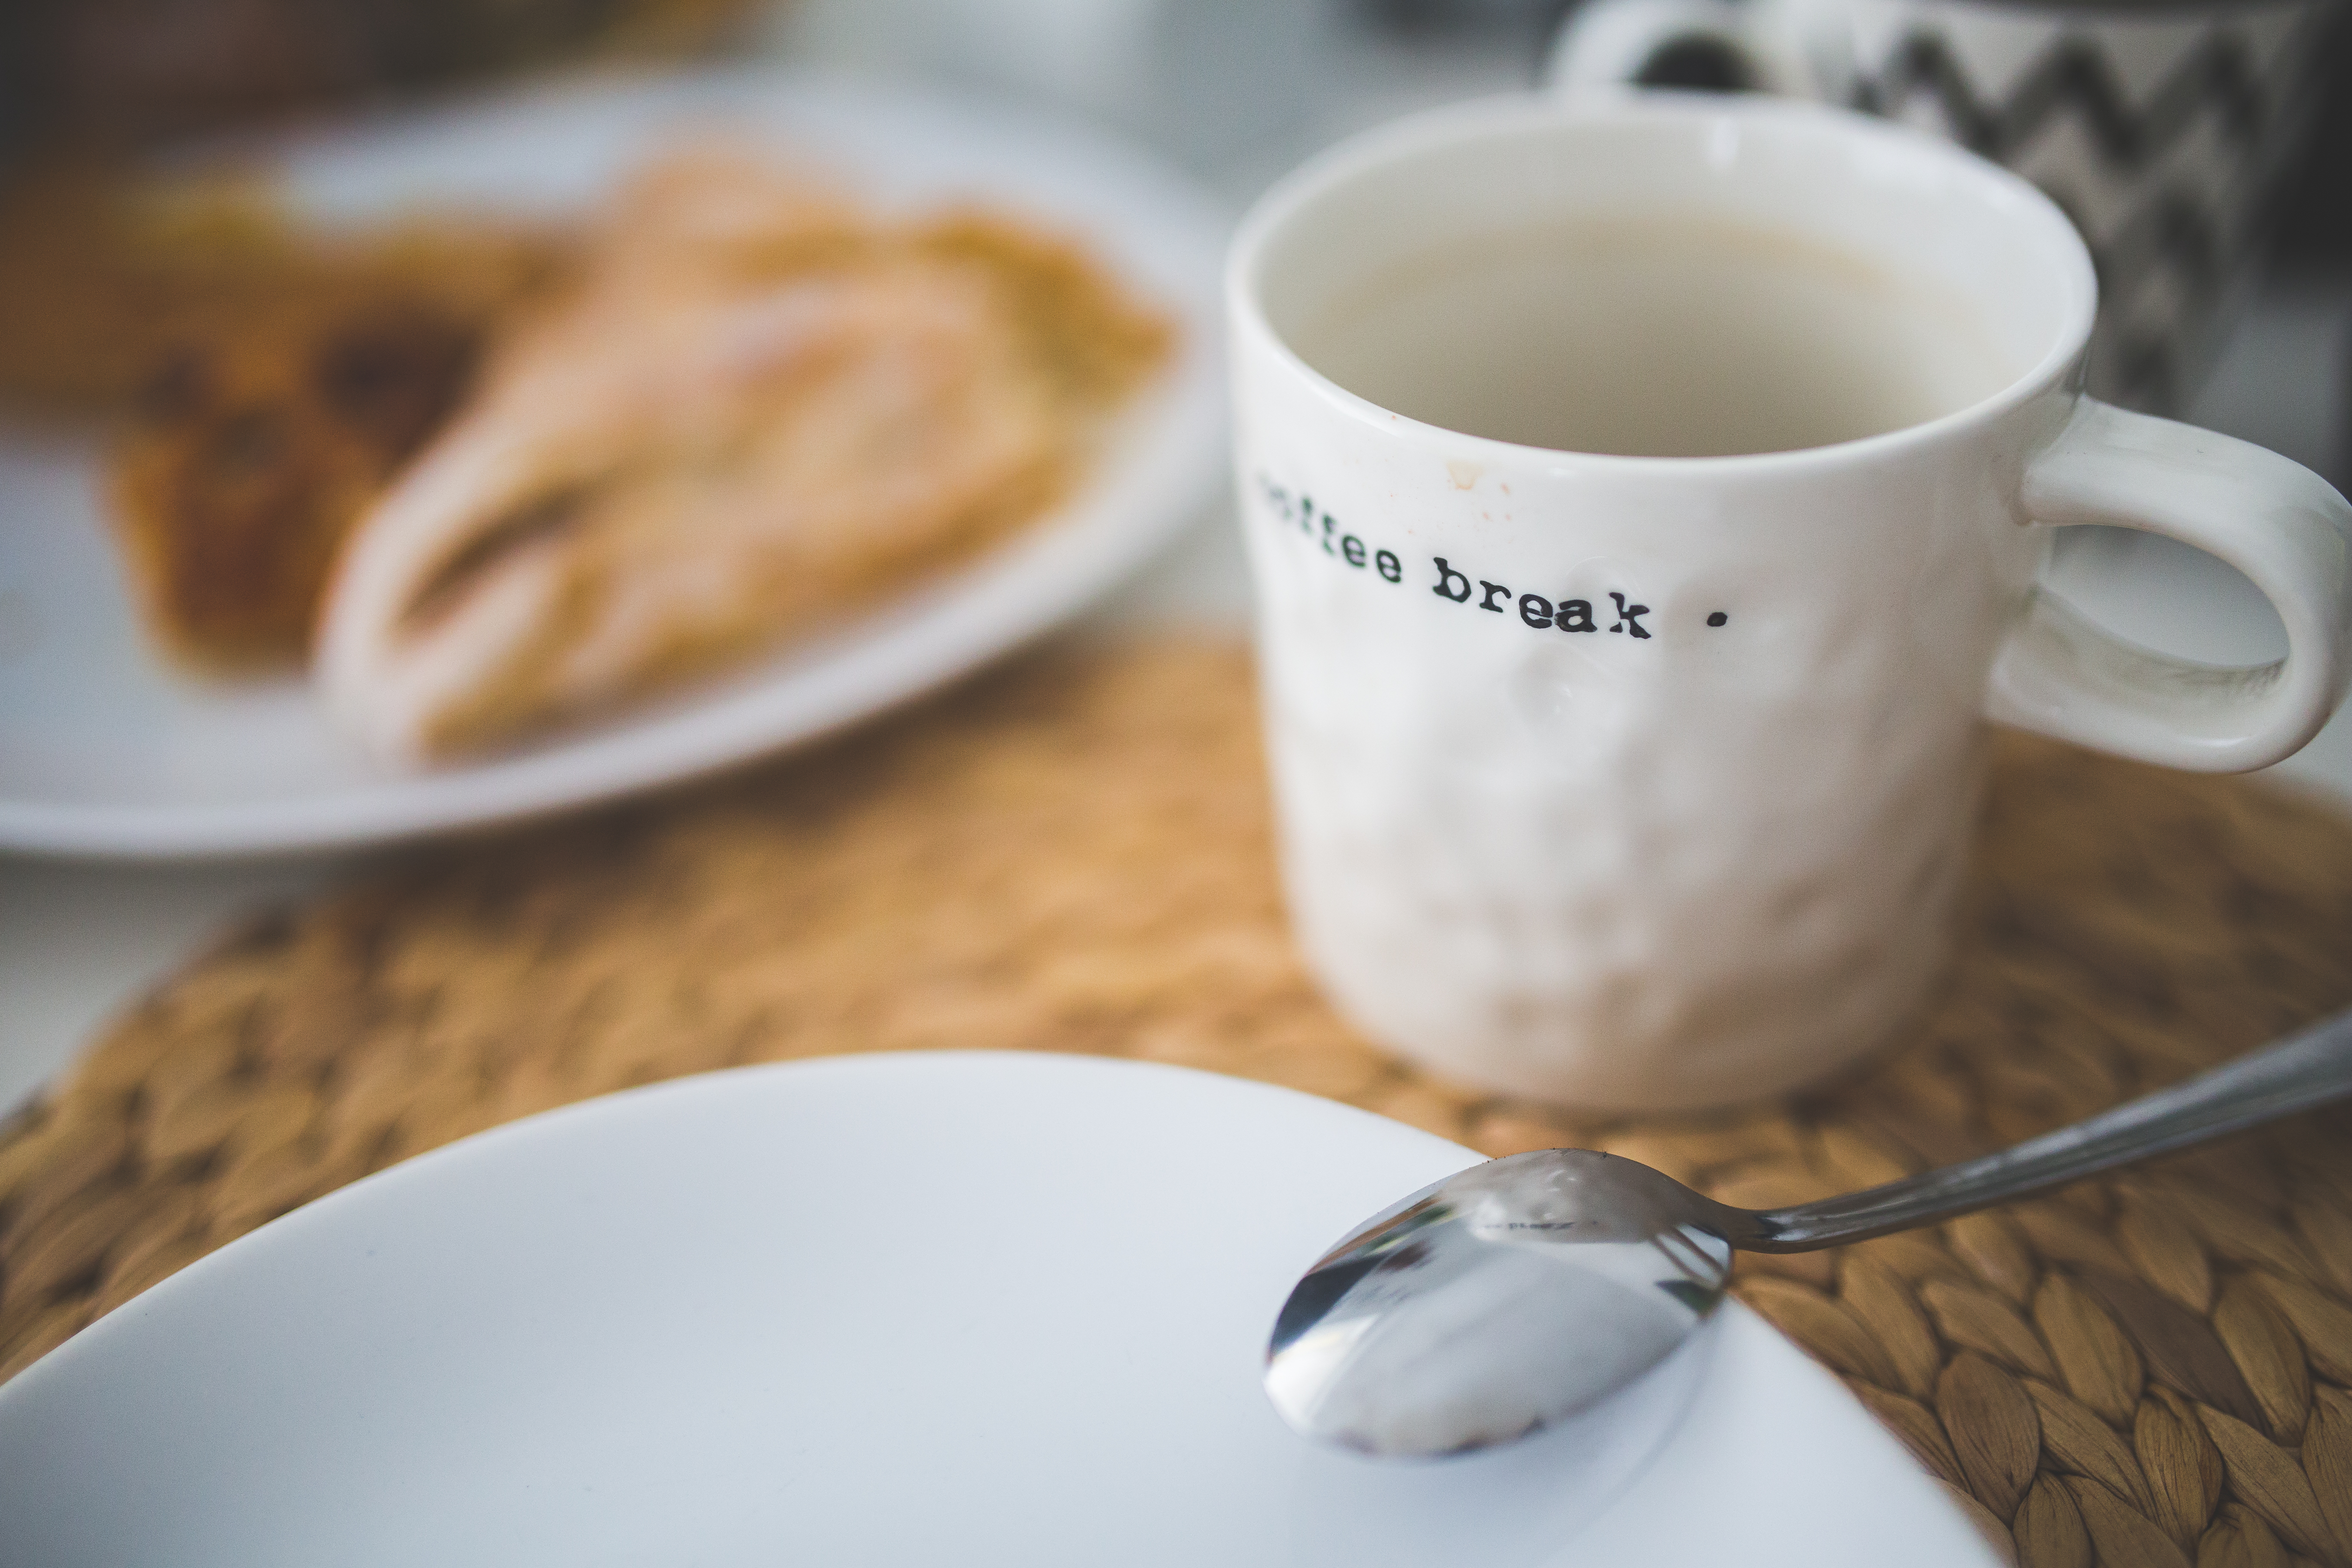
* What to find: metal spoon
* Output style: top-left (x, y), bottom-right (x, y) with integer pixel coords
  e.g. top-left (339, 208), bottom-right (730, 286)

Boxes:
top-left (1267, 1003), bottom-right (2352, 1458)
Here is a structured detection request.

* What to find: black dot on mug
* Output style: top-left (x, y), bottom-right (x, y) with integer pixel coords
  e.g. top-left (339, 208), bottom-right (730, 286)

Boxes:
top-left (1707, 612), bottom-right (1728, 628)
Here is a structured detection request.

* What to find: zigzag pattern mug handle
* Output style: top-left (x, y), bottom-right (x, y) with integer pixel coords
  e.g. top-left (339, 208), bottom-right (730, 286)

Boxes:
top-left (1988, 400), bottom-right (2352, 772)
top-left (1544, 0), bottom-right (1804, 96)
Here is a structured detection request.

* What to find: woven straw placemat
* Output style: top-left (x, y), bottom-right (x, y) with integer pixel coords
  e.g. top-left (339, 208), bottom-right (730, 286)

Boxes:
top-left (4, 639), bottom-right (2351, 1565)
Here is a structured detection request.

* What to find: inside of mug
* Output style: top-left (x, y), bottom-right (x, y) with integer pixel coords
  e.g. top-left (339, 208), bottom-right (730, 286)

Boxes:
top-left (1246, 99), bottom-right (2096, 459)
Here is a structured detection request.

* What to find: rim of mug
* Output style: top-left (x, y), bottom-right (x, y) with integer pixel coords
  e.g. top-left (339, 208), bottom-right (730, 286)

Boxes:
top-left (1227, 92), bottom-right (2101, 476)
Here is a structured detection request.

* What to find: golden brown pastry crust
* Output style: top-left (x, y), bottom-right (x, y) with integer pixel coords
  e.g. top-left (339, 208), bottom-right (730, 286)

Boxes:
top-left (0, 156), bottom-right (566, 669)
top-left (315, 148), bottom-right (1172, 760)
top-left (108, 294), bottom-right (486, 671)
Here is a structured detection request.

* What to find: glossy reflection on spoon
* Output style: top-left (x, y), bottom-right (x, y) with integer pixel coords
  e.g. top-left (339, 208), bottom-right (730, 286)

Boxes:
top-left (1265, 1151), bottom-right (1730, 1457)
top-left (1268, 1003), bottom-right (2352, 1458)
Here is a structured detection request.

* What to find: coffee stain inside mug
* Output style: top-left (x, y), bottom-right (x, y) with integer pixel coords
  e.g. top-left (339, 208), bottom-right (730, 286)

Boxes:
top-left (1294, 213), bottom-right (2012, 458)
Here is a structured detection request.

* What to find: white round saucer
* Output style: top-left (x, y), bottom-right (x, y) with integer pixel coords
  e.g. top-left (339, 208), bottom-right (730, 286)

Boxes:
top-left (0, 1053), bottom-right (1993, 1565)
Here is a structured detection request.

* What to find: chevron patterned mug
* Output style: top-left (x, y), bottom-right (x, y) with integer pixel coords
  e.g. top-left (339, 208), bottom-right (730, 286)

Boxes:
top-left (1546, 0), bottom-right (2342, 415)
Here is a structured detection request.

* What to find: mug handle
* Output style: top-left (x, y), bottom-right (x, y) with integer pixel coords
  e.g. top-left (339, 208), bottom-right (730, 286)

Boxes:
top-left (1987, 398), bottom-right (2352, 772)
top-left (1542, 0), bottom-right (1805, 95)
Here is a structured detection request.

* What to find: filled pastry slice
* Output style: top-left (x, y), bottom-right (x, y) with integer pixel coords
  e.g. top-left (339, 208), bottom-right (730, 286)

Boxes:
top-left (315, 149), bottom-right (1170, 763)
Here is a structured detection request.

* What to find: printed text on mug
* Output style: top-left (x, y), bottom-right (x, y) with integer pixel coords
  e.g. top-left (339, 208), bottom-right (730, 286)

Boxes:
top-left (1254, 471), bottom-right (1728, 637)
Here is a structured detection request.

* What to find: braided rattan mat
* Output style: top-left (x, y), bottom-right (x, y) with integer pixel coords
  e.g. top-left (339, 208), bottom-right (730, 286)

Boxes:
top-left (5, 639), bottom-right (2352, 1564)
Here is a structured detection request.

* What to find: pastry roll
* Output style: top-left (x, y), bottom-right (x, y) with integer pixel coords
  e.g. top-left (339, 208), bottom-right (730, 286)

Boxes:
top-left (315, 149), bottom-right (1166, 762)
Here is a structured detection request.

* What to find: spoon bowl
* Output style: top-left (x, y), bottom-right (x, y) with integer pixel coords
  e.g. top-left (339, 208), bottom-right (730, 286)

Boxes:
top-left (1268, 1003), bottom-right (2352, 1458)
top-left (1265, 1150), bottom-right (1733, 1456)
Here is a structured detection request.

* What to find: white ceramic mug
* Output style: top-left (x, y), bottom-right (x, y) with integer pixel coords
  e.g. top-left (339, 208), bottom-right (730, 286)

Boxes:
top-left (1544, 0), bottom-right (2343, 414)
top-left (1228, 95), bottom-right (2352, 1112)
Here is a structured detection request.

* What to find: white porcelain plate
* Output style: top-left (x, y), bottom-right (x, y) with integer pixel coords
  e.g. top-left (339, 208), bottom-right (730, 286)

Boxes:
top-left (0, 1053), bottom-right (1994, 1566)
top-left (0, 68), bottom-right (1227, 858)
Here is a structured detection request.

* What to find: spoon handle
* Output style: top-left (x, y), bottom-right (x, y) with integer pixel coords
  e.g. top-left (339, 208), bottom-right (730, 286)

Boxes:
top-left (1746, 1002), bottom-right (2352, 1251)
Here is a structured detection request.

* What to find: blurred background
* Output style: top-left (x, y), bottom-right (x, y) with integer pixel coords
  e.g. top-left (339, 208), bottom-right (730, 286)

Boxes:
top-left (0, 0), bottom-right (2341, 455)
top-left (0, 0), bottom-right (2341, 451)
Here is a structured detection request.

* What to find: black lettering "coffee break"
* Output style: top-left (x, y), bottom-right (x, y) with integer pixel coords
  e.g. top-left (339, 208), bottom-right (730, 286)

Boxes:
top-left (1431, 557), bottom-right (1648, 638)
top-left (1257, 472), bottom-right (1728, 639)
top-left (1256, 473), bottom-right (1403, 583)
